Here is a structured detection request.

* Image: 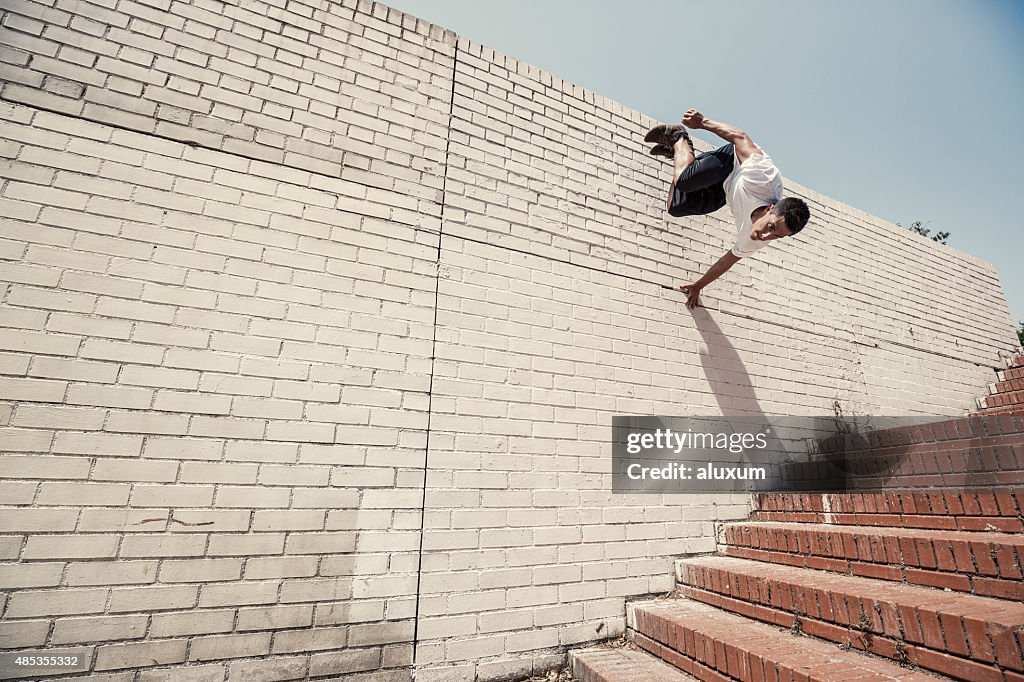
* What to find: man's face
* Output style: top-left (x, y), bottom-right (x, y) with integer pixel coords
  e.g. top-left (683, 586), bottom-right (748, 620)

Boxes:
top-left (750, 206), bottom-right (792, 242)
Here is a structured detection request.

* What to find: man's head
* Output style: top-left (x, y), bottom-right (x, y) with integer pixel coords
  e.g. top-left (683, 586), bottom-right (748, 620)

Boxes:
top-left (750, 197), bottom-right (810, 242)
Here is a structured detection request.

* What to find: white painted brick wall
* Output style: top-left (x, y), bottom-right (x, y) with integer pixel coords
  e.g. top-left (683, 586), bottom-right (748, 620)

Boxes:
top-left (0, 0), bottom-right (1019, 681)
top-left (0, 0), bottom-right (447, 663)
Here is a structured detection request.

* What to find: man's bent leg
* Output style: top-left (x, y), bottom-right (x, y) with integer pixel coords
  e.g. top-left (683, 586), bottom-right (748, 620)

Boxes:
top-left (665, 131), bottom-right (697, 211)
top-left (667, 144), bottom-right (734, 217)
top-left (671, 135), bottom-right (697, 189)
top-left (668, 184), bottom-right (727, 218)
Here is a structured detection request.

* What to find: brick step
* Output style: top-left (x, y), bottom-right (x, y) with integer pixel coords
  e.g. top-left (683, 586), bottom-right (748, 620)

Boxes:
top-left (1001, 366), bottom-right (1024, 382)
top-left (805, 413), bottom-right (1024, 489)
top-left (814, 413), bottom-right (1024, 454)
top-left (676, 556), bottom-right (1024, 680)
top-left (630, 598), bottom-right (940, 682)
top-left (753, 490), bottom-right (1024, 532)
top-left (983, 390), bottom-right (1024, 409)
top-left (804, 423), bottom-right (1024, 490)
top-left (570, 646), bottom-right (698, 682)
top-left (795, 460), bottom-right (1024, 492)
top-left (977, 405), bottom-right (1024, 417)
top-left (721, 521), bottom-right (1024, 600)
top-left (993, 378), bottom-right (1024, 394)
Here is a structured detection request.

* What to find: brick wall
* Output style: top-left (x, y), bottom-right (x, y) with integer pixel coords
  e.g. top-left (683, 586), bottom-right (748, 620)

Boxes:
top-left (0, 0), bottom-right (1018, 680)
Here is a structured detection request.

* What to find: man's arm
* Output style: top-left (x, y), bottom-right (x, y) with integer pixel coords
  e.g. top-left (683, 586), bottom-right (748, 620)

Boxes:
top-left (680, 249), bottom-right (742, 309)
top-left (682, 109), bottom-right (762, 164)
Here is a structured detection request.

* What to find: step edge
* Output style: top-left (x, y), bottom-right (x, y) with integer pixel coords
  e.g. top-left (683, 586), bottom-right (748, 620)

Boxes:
top-left (630, 597), bottom-right (945, 682)
top-left (674, 555), bottom-right (1024, 620)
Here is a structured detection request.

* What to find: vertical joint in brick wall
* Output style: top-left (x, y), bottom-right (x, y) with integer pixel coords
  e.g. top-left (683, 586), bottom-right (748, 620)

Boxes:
top-left (410, 35), bottom-right (459, 674)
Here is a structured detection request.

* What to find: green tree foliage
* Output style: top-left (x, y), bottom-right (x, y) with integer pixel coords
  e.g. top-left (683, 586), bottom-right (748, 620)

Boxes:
top-left (898, 220), bottom-right (950, 244)
top-left (1018, 321), bottom-right (1023, 347)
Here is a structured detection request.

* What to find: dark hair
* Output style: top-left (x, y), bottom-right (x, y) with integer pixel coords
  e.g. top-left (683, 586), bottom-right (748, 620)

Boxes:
top-left (771, 197), bottom-right (810, 234)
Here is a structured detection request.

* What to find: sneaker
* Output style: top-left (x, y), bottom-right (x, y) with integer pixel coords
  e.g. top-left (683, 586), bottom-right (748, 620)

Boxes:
top-left (644, 123), bottom-right (694, 154)
top-left (649, 144), bottom-right (673, 158)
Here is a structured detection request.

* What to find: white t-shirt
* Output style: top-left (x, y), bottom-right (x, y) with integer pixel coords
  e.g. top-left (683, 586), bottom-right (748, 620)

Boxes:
top-left (723, 151), bottom-right (783, 258)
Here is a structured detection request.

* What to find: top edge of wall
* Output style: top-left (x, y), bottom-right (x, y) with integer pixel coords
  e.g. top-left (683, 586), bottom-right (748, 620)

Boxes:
top-left (349, 0), bottom-right (459, 45)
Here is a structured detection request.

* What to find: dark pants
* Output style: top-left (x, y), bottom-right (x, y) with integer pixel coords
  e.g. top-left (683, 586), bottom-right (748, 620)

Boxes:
top-left (668, 144), bottom-right (735, 217)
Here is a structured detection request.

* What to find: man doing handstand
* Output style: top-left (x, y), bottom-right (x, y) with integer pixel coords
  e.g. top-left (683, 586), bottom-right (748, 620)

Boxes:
top-left (645, 109), bottom-right (810, 309)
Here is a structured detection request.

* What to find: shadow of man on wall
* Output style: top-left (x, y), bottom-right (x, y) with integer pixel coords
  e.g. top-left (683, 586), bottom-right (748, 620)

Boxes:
top-left (688, 307), bottom-right (843, 492)
top-left (690, 307), bottom-right (767, 419)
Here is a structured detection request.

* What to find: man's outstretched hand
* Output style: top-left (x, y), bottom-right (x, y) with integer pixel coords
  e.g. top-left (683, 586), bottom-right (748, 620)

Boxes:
top-left (680, 284), bottom-right (701, 309)
top-left (682, 109), bottom-right (704, 129)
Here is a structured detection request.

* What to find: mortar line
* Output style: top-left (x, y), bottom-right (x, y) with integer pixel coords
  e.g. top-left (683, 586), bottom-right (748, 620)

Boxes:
top-left (410, 40), bottom-right (459, 678)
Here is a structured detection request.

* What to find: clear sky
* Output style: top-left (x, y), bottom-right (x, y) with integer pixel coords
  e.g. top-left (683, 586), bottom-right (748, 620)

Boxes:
top-left (385, 0), bottom-right (1024, 330)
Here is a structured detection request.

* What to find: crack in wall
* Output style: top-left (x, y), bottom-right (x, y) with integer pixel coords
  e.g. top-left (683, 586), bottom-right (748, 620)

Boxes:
top-left (410, 37), bottom-right (459, 679)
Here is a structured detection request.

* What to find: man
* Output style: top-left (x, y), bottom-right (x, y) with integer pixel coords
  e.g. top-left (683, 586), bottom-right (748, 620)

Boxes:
top-left (645, 109), bottom-right (810, 309)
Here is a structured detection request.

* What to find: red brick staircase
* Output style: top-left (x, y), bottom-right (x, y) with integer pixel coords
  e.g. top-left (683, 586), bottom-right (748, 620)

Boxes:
top-left (573, 357), bottom-right (1024, 682)
top-left (978, 355), bottom-right (1024, 415)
